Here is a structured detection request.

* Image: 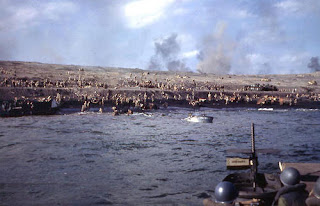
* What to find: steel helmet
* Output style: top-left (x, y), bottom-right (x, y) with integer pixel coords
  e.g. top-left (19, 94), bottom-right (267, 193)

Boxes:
top-left (215, 181), bottom-right (238, 204)
top-left (280, 167), bottom-right (301, 186)
top-left (314, 177), bottom-right (320, 199)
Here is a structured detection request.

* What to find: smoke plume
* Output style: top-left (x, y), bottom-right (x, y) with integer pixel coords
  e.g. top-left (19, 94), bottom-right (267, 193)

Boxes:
top-left (308, 57), bottom-right (320, 72)
top-left (148, 33), bottom-right (190, 71)
top-left (197, 22), bottom-right (234, 74)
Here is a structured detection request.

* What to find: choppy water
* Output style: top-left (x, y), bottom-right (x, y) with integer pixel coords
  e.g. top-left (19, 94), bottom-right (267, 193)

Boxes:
top-left (0, 107), bottom-right (320, 206)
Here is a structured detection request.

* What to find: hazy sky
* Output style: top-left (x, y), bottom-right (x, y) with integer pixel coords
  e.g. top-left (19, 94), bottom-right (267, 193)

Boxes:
top-left (0, 0), bottom-right (319, 74)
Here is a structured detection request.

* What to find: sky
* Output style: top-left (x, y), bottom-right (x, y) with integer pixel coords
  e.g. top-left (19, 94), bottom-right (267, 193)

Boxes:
top-left (0, 0), bottom-right (320, 74)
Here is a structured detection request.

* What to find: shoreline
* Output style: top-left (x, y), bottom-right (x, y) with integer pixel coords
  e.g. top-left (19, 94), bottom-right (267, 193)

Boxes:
top-left (1, 87), bottom-right (319, 117)
top-left (1, 60), bottom-right (319, 116)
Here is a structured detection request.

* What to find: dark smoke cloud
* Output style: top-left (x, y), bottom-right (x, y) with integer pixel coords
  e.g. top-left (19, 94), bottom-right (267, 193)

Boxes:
top-left (197, 22), bottom-right (234, 74)
top-left (148, 33), bottom-right (190, 72)
top-left (148, 56), bottom-right (161, 70)
top-left (308, 56), bottom-right (320, 72)
top-left (154, 34), bottom-right (179, 59)
top-left (167, 60), bottom-right (188, 71)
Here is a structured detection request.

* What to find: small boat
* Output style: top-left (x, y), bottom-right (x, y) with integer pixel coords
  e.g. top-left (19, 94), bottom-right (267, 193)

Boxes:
top-left (185, 114), bottom-right (213, 123)
top-left (258, 108), bottom-right (274, 111)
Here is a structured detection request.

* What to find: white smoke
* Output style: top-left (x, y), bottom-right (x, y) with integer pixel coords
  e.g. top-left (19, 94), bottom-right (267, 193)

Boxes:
top-left (197, 22), bottom-right (235, 74)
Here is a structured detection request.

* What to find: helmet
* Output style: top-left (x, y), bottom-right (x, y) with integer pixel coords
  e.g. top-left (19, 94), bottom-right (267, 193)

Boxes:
top-left (280, 167), bottom-right (300, 186)
top-left (314, 177), bottom-right (320, 199)
top-left (215, 181), bottom-right (238, 204)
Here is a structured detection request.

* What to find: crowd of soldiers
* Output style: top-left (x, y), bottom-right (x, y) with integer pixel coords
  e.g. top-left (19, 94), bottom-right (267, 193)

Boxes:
top-left (116, 72), bottom-right (226, 92)
top-left (1, 68), bottom-right (320, 116)
top-left (0, 76), bottom-right (107, 89)
top-left (77, 87), bottom-right (320, 115)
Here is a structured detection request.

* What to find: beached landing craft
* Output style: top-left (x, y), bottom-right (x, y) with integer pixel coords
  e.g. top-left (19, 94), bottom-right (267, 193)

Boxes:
top-left (184, 114), bottom-right (213, 123)
top-left (0, 98), bottom-right (60, 117)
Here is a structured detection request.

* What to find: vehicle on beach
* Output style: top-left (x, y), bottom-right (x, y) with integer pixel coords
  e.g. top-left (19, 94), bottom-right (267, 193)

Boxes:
top-left (243, 83), bottom-right (278, 91)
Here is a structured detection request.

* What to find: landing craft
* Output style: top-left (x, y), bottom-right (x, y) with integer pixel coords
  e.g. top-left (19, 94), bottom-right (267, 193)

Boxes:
top-left (206, 123), bottom-right (320, 205)
top-left (184, 114), bottom-right (213, 123)
top-left (0, 98), bottom-right (60, 117)
top-left (212, 123), bottom-right (282, 205)
top-left (185, 99), bottom-right (213, 123)
top-left (258, 108), bottom-right (274, 111)
top-left (223, 123), bottom-right (281, 204)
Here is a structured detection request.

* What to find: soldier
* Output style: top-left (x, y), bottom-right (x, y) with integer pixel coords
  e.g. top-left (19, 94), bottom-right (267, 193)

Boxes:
top-left (305, 177), bottom-right (320, 206)
top-left (208, 92), bottom-right (212, 101)
top-left (81, 101), bottom-right (90, 112)
top-left (203, 181), bottom-right (238, 206)
top-left (112, 106), bottom-right (119, 116)
top-left (272, 167), bottom-right (309, 206)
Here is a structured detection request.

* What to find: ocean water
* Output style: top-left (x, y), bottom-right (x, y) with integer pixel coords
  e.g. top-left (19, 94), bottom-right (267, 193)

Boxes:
top-left (0, 107), bottom-right (319, 206)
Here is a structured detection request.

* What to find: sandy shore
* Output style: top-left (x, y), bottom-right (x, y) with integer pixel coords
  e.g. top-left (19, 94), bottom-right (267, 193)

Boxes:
top-left (0, 60), bottom-right (319, 113)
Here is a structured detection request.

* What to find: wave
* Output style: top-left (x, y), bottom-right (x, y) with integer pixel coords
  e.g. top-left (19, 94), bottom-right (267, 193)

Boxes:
top-left (295, 108), bottom-right (319, 112)
top-left (258, 108), bottom-right (274, 111)
top-left (257, 108), bottom-right (290, 112)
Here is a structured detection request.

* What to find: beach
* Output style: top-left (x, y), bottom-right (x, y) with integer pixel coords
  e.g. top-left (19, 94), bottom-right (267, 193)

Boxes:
top-left (1, 60), bottom-right (320, 116)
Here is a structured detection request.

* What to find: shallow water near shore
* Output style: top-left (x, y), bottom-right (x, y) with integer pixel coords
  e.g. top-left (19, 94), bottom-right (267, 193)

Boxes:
top-left (0, 107), bottom-right (320, 205)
